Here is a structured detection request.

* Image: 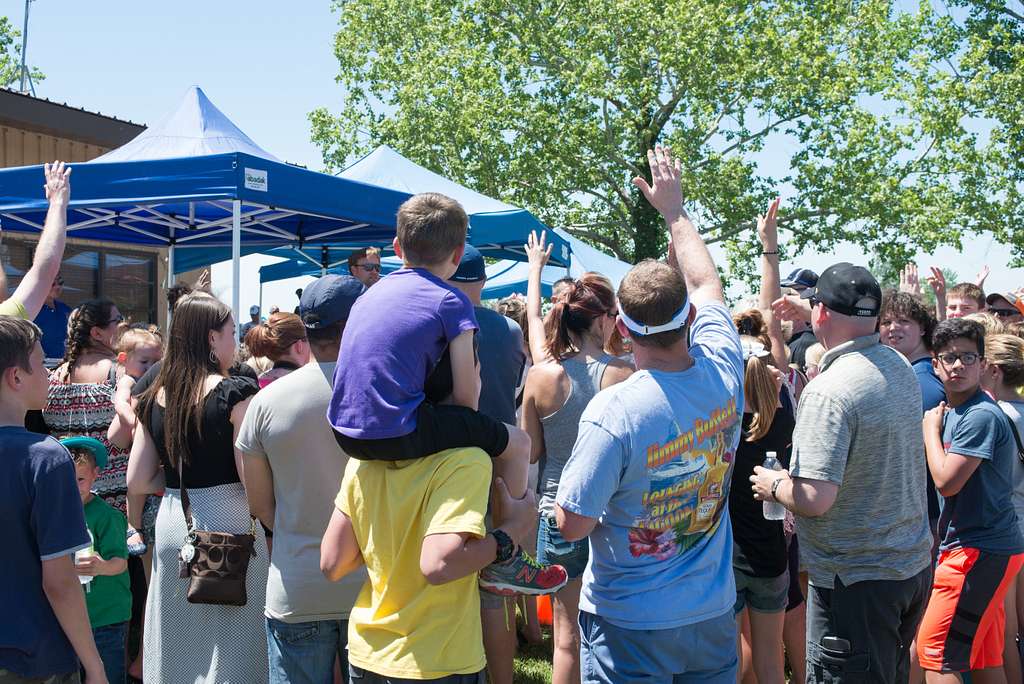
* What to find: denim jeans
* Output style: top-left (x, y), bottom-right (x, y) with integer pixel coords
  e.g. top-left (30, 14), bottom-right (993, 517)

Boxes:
top-left (91, 622), bottom-right (127, 684)
top-left (579, 610), bottom-right (737, 683)
top-left (266, 617), bottom-right (349, 684)
top-left (348, 665), bottom-right (485, 683)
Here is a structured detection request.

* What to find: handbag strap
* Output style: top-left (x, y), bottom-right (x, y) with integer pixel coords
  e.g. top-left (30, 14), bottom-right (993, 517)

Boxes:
top-left (176, 460), bottom-right (198, 540)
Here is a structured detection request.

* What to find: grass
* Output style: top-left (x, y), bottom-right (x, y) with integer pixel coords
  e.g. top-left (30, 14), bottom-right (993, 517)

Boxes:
top-left (512, 628), bottom-right (554, 684)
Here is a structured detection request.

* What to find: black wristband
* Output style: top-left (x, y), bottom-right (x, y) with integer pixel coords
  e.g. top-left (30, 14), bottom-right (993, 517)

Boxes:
top-left (761, 250), bottom-right (779, 256)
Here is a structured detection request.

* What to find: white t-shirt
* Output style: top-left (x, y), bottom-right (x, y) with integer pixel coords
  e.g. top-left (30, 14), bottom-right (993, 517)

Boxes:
top-left (236, 362), bottom-right (365, 622)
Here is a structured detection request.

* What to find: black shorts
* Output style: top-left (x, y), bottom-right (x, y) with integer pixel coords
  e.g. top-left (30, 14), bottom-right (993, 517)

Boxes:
top-left (334, 401), bottom-right (510, 462)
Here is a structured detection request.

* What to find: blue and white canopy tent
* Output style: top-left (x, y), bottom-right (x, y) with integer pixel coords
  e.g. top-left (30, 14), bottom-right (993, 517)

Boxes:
top-left (257, 227), bottom-right (632, 300)
top-left (0, 87), bottom-right (412, 325)
top-left (0, 88), bottom-right (569, 326)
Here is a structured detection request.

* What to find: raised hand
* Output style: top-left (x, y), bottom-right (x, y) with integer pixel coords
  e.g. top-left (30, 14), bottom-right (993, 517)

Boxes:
top-left (43, 161), bottom-right (71, 206)
top-left (899, 264), bottom-right (921, 296)
top-left (632, 145), bottom-right (684, 219)
top-left (196, 268), bottom-right (212, 292)
top-left (974, 265), bottom-right (991, 289)
top-left (756, 198), bottom-right (781, 250)
top-left (772, 294), bottom-right (812, 323)
top-left (524, 230), bottom-right (552, 269)
top-left (925, 266), bottom-right (946, 299)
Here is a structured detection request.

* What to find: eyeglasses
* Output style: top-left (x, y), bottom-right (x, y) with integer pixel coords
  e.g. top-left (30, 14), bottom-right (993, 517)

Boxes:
top-left (358, 263), bottom-right (382, 273)
top-left (937, 352), bottom-right (981, 366)
top-left (991, 308), bottom-right (1018, 319)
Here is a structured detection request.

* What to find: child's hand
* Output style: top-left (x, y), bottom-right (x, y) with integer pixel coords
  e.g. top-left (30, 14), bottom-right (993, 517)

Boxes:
top-left (74, 553), bottom-right (104, 576)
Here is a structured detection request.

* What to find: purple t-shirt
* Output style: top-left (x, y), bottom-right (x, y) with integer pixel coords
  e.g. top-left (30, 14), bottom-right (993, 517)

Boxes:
top-left (329, 268), bottom-right (478, 439)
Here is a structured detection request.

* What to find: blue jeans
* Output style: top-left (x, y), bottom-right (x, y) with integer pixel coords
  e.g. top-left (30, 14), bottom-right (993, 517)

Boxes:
top-left (579, 610), bottom-right (737, 683)
top-left (536, 515), bottom-right (589, 579)
top-left (266, 617), bottom-right (349, 684)
top-left (92, 621), bottom-right (127, 684)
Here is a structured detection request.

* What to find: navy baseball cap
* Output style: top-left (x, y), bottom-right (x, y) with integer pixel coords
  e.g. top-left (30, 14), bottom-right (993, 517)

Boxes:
top-left (800, 262), bottom-right (881, 318)
top-left (299, 275), bottom-right (364, 329)
top-left (450, 244), bottom-right (486, 283)
top-left (781, 268), bottom-right (818, 290)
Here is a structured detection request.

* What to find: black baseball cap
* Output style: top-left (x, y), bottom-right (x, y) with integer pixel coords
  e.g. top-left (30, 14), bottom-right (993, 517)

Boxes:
top-left (781, 268), bottom-right (819, 290)
top-left (450, 244), bottom-right (486, 283)
top-left (299, 275), bottom-right (364, 329)
top-left (800, 262), bottom-right (881, 318)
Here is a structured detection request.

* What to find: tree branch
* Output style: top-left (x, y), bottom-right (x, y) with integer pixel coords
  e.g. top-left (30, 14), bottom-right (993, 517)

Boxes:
top-left (695, 113), bottom-right (803, 168)
top-left (563, 226), bottom-right (629, 260)
top-left (701, 94), bottom-right (743, 146)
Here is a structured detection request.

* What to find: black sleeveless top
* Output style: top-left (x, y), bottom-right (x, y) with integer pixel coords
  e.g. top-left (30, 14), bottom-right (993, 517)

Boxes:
top-left (148, 376), bottom-right (259, 489)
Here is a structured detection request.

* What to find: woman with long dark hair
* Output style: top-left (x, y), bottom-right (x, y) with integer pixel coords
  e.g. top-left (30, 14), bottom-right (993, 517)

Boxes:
top-left (127, 293), bottom-right (269, 682)
top-left (520, 237), bottom-right (633, 684)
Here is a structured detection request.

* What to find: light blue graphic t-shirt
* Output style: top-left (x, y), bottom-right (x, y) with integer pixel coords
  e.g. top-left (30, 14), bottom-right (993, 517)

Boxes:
top-left (556, 302), bottom-right (744, 630)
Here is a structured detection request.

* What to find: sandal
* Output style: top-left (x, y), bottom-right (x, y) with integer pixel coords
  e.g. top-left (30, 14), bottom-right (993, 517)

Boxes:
top-left (126, 525), bottom-right (147, 556)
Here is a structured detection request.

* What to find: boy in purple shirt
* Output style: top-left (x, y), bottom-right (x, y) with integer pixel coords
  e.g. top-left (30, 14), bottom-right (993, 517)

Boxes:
top-left (329, 192), bottom-right (566, 596)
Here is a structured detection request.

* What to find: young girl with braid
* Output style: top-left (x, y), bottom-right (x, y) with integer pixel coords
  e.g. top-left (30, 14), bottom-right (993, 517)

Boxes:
top-left (42, 299), bottom-right (133, 519)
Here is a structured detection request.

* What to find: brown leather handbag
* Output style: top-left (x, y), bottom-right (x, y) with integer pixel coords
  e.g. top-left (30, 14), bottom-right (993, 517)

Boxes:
top-left (176, 473), bottom-right (256, 607)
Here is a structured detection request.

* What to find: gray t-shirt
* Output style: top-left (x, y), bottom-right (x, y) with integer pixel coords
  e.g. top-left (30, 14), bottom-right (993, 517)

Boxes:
top-left (236, 362), bottom-right (365, 622)
top-left (475, 306), bottom-right (525, 426)
top-left (790, 333), bottom-right (932, 588)
top-left (999, 400), bottom-right (1024, 538)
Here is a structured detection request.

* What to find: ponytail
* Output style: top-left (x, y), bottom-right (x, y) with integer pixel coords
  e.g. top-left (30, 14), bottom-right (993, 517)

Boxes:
top-left (244, 312), bottom-right (306, 361)
top-left (543, 274), bottom-right (615, 360)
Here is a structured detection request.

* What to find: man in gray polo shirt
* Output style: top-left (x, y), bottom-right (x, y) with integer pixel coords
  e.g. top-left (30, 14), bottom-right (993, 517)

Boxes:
top-left (752, 263), bottom-right (932, 683)
top-left (236, 275), bottom-right (367, 684)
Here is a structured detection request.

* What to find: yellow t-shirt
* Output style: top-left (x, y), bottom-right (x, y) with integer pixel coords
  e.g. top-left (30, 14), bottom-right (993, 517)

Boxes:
top-left (337, 447), bottom-right (491, 680)
top-left (0, 298), bottom-right (27, 319)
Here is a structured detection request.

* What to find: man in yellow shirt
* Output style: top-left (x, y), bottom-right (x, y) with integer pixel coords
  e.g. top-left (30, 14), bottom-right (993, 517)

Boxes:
top-left (0, 162), bottom-right (71, 321)
top-left (321, 447), bottom-right (538, 683)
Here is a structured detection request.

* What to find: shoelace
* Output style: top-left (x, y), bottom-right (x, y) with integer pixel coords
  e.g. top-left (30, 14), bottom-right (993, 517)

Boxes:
top-left (518, 550), bottom-right (546, 571)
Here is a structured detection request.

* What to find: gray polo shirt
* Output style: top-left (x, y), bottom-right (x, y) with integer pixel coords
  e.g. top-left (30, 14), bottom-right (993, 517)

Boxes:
top-left (790, 333), bottom-right (932, 589)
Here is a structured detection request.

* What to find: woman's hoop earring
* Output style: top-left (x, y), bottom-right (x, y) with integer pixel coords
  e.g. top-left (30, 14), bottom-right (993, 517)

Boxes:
top-left (210, 349), bottom-right (219, 366)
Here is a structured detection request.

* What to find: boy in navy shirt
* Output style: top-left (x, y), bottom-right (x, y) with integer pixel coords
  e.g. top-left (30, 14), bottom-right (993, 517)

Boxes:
top-left (0, 317), bottom-right (107, 683)
top-left (329, 192), bottom-right (565, 596)
top-left (918, 318), bottom-right (1024, 677)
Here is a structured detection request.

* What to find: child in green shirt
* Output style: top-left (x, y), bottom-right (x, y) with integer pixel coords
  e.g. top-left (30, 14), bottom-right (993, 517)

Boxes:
top-left (63, 437), bottom-right (131, 684)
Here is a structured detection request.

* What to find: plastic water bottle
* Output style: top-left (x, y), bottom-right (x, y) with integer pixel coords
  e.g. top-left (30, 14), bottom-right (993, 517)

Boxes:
top-left (762, 452), bottom-right (786, 521)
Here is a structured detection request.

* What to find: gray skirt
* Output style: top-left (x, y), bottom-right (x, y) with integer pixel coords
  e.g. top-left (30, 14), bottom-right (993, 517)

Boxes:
top-left (144, 483), bottom-right (270, 683)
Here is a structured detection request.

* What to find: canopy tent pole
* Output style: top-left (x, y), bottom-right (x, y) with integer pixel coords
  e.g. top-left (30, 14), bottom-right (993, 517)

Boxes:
top-left (232, 200), bottom-right (241, 338)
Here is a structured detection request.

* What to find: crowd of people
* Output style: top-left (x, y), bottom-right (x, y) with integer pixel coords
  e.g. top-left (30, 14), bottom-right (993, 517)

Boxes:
top-left (4, 150), bottom-right (1024, 684)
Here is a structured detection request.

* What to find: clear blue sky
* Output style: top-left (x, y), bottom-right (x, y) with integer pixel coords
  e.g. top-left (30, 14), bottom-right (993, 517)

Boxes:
top-left (7, 0), bottom-right (1020, 311)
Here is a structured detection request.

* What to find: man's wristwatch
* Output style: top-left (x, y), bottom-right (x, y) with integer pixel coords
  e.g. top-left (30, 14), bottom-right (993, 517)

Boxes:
top-left (490, 529), bottom-right (515, 563)
top-left (770, 477), bottom-right (785, 502)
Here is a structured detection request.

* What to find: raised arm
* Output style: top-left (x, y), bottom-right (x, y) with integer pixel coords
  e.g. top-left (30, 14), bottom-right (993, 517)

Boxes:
top-left (524, 231), bottom-right (554, 364)
top-left (926, 267), bottom-right (947, 322)
top-left (756, 198), bottom-right (789, 372)
top-left (12, 162), bottom-right (71, 319)
top-left (633, 146), bottom-right (723, 305)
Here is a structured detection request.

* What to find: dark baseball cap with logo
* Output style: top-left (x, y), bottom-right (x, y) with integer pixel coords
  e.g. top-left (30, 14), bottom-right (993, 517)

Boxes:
top-left (299, 275), bottom-right (364, 329)
top-left (781, 268), bottom-right (819, 290)
top-left (800, 262), bottom-right (881, 318)
top-left (450, 244), bottom-right (486, 283)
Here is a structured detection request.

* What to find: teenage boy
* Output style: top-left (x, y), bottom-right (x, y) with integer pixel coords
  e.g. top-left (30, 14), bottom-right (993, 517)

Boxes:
top-left (328, 192), bottom-right (565, 595)
top-left (236, 275), bottom-right (368, 684)
top-left (555, 147), bottom-right (745, 681)
top-left (945, 282), bottom-right (986, 319)
top-left (0, 317), bottom-right (107, 684)
top-left (64, 437), bottom-right (130, 684)
top-left (321, 444), bottom-right (540, 682)
top-left (918, 318), bottom-right (1024, 679)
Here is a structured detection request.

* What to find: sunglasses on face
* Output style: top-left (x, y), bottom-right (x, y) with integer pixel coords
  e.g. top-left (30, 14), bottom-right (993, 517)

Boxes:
top-left (358, 263), bottom-right (382, 272)
top-left (937, 352), bottom-right (980, 367)
top-left (991, 308), bottom-right (1018, 319)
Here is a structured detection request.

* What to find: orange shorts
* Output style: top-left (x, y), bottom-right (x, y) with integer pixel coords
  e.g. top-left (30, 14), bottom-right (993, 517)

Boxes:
top-left (917, 547), bottom-right (1024, 672)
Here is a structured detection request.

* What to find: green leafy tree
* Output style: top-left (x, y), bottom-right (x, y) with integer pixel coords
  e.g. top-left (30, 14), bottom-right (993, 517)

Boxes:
top-left (310, 0), bottom-right (1012, 279)
top-left (0, 16), bottom-right (44, 89)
